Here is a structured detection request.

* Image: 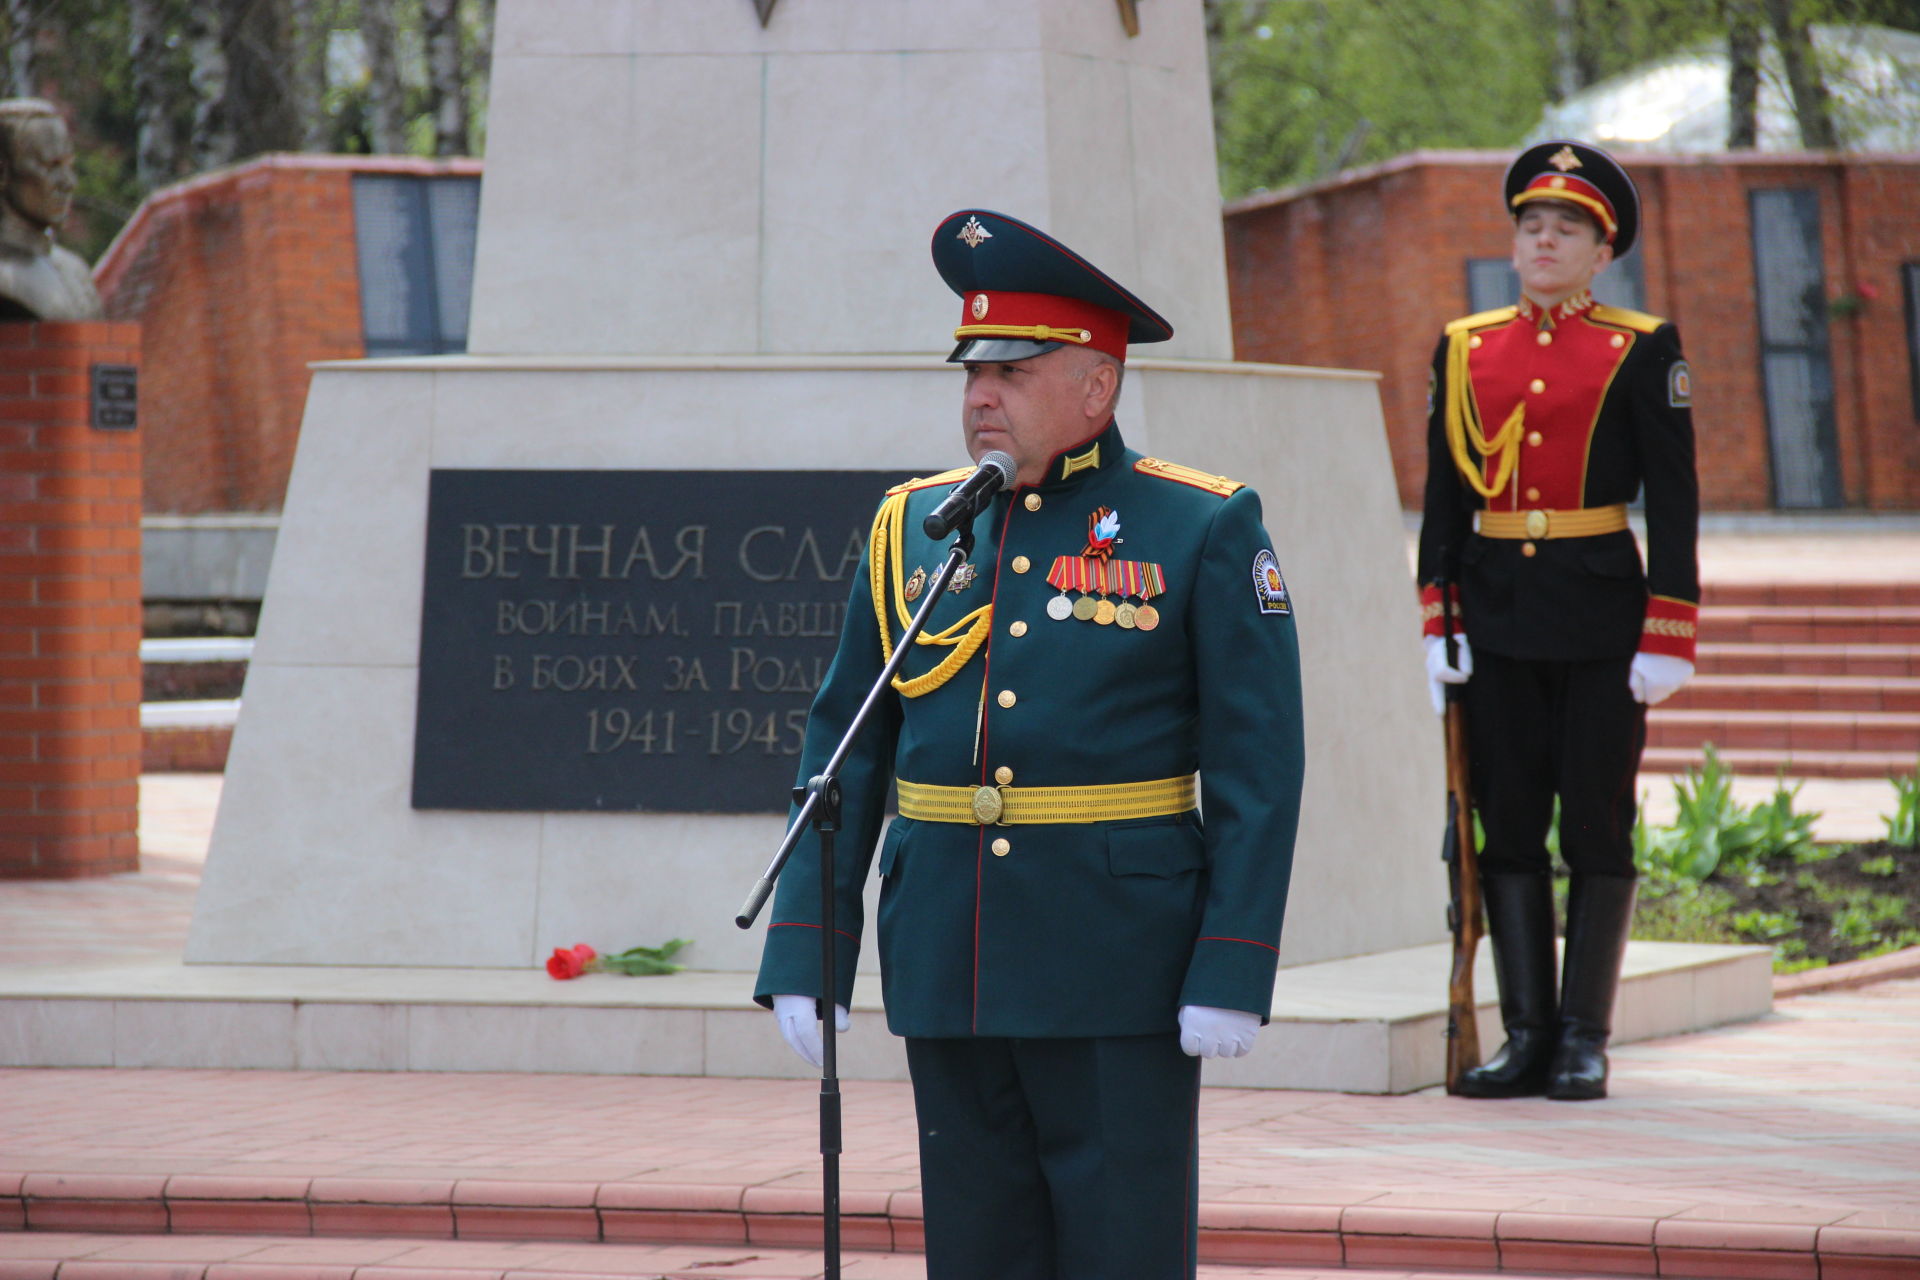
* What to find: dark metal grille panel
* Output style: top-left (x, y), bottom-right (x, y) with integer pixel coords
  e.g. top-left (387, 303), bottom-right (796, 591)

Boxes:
top-left (351, 174), bottom-right (481, 357)
top-left (1749, 188), bottom-right (1841, 508)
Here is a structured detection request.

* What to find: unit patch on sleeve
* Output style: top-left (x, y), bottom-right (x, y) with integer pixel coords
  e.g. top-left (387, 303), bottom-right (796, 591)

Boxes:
top-left (1251, 549), bottom-right (1292, 615)
top-left (1668, 359), bottom-right (1692, 408)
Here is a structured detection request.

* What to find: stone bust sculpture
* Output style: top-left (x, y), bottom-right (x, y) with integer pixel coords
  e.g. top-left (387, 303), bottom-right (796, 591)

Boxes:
top-left (0, 99), bottom-right (102, 322)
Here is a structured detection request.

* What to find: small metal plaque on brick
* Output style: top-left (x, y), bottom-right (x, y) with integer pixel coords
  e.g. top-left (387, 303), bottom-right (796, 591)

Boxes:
top-left (90, 363), bottom-right (137, 431)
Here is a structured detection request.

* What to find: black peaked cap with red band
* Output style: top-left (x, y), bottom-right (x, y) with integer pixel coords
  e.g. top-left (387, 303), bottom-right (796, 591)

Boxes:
top-left (932, 208), bottom-right (1174, 364)
top-left (1504, 140), bottom-right (1641, 259)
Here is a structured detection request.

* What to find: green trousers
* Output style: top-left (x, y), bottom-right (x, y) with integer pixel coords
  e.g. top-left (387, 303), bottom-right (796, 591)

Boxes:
top-left (906, 1033), bottom-right (1201, 1280)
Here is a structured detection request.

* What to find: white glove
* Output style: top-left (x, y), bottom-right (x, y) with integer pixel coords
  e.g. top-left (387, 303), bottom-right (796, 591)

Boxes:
top-left (1423, 633), bottom-right (1474, 716)
top-left (772, 994), bottom-right (851, 1069)
top-left (1629, 652), bottom-right (1694, 707)
top-left (1178, 1004), bottom-right (1260, 1059)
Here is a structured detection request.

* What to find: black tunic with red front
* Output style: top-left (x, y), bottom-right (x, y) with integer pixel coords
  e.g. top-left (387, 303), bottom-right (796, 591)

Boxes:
top-left (1415, 290), bottom-right (1699, 665)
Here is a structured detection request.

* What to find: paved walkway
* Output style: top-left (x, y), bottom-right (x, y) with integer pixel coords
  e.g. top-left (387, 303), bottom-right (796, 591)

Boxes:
top-left (4, 778), bottom-right (1920, 1276)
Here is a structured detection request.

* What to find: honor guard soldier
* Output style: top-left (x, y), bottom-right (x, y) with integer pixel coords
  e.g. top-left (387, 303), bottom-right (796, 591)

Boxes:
top-left (756, 209), bottom-right (1305, 1279)
top-left (1417, 141), bottom-right (1700, 1101)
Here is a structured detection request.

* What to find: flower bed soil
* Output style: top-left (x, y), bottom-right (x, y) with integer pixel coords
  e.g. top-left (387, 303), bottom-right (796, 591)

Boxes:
top-left (1705, 841), bottom-right (1920, 969)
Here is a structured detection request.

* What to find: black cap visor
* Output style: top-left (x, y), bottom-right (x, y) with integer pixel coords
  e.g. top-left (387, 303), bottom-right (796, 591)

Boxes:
top-left (947, 337), bottom-right (1065, 364)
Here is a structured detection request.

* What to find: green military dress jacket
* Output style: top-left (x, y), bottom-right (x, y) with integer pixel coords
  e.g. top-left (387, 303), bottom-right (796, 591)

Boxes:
top-left (753, 420), bottom-right (1305, 1039)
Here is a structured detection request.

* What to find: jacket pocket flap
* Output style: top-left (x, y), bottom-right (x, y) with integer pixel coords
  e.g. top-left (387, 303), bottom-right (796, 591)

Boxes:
top-left (1107, 820), bottom-right (1206, 878)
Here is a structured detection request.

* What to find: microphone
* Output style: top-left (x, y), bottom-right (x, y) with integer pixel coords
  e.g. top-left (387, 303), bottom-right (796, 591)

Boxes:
top-left (922, 451), bottom-right (1016, 539)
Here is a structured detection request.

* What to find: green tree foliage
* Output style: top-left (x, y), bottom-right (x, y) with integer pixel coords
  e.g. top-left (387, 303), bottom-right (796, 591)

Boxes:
top-left (0, 0), bottom-right (493, 261)
top-left (1209, 0), bottom-right (1920, 199)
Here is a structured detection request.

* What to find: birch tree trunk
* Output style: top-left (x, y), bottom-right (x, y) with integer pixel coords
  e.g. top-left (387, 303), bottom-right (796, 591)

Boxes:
top-left (362, 0), bottom-right (407, 154)
top-left (422, 0), bottom-right (468, 155)
top-left (130, 0), bottom-right (179, 187)
top-left (5, 0), bottom-right (34, 98)
top-left (187, 2), bottom-right (236, 170)
top-left (289, 0), bottom-right (328, 151)
top-left (468, 0), bottom-right (495, 152)
top-left (1766, 0), bottom-right (1837, 149)
top-left (1726, 0), bottom-right (1761, 148)
top-left (1551, 0), bottom-right (1582, 101)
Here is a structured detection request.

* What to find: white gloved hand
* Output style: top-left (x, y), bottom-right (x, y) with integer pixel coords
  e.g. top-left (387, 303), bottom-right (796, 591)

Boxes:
top-left (1423, 633), bottom-right (1474, 716)
top-left (772, 993), bottom-right (851, 1069)
top-left (1629, 652), bottom-right (1694, 707)
top-left (1177, 1004), bottom-right (1260, 1059)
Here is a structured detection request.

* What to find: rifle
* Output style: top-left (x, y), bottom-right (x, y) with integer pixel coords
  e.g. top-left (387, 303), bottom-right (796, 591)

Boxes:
top-left (1438, 570), bottom-right (1484, 1093)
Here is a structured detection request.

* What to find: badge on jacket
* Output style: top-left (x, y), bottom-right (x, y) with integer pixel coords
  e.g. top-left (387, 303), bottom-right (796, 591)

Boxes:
top-left (1252, 549), bottom-right (1292, 615)
top-left (1668, 360), bottom-right (1691, 408)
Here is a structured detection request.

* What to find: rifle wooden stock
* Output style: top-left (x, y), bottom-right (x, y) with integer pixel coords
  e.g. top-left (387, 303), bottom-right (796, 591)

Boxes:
top-left (1442, 693), bottom-right (1484, 1092)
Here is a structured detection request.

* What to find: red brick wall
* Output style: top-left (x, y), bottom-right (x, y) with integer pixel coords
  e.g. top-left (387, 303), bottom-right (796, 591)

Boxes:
top-left (0, 322), bottom-right (143, 877)
top-left (94, 154), bottom-right (481, 516)
top-left (1226, 151), bottom-right (1920, 511)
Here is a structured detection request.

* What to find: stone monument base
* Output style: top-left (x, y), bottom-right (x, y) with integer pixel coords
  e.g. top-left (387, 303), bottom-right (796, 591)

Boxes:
top-left (0, 941), bottom-right (1771, 1094)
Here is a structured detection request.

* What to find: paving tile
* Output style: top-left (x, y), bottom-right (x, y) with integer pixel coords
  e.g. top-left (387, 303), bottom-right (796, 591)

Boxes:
top-left (167, 1200), bottom-right (313, 1235)
top-left (1497, 1239), bottom-right (1656, 1276)
top-left (599, 1208), bottom-right (746, 1244)
top-left (307, 1202), bottom-right (454, 1237)
top-left (1197, 1228), bottom-right (1344, 1265)
top-left (452, 1205), bottom-right (601, 1241)
top-left (24, 1198), bottom-right (170, 1232)
top-left (1652, 1246), bottom-right (1819, 1279)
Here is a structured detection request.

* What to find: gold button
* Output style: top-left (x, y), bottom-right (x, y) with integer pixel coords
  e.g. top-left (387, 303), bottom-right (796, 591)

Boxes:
top-left (992, 838), bottom-right (1010, 857)
top-left (1524, 509), bottom-right (1549, 539)
top-left (1529, 378), bottom-right (1546, 394)
top-left (1537, 331), bottom-right (1552, 346)
top-left (997, 690), bottom-right (1016, 708)
top-left (1611, 334), bottom-right (1625, 348)
top-left (1024, 494), bottom-right (1042, 511)
top-left (1011, 556), bottom-right (1031, 574)
top-left (995, 766), bottom-right (1013, 785)
top-left (1527, 431), bottom-right (1543, 447)
top-left (1009, 620), bottom-right (1027, 637)
top-left (1469, 335), bottom-right (1483, 349)
top-left (1525, 487), bottom-right (1540, 502)
top-left (1521, 541), bottom-right (1537, 557)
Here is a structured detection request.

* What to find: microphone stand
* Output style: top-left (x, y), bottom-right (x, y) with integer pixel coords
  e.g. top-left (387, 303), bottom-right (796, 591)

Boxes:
top-left (736, 514), bottom-right (983, 1280)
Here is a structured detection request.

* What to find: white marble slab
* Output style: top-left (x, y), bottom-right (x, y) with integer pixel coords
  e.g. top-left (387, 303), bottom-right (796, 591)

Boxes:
top-left (0, 942), bottom-right (1773, 1091)
top-left (471, 0), bottom-right (1232, 357)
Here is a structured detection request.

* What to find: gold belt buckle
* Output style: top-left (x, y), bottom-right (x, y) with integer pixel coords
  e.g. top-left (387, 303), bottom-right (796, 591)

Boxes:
top-left (1524, 509), bottom-right (1549, 539)
top-left (970, 785), bottom-right (1007, 825)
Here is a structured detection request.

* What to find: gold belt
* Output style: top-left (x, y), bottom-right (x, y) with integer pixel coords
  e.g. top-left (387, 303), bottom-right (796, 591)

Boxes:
top-left (1477, 504), bottom-right (1628, 540)
top-left (895, 775), bottom-right (1198, 826)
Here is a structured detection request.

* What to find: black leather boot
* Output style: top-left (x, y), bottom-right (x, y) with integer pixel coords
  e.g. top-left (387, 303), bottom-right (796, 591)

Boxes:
top-left (1456, 873), bottom-right (1558, 1099)
top-left (1547, 874), bottom-right (1638, 1101)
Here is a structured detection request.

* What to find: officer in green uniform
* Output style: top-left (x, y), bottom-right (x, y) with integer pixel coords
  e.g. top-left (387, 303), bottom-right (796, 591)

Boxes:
top-left (755, 209), bottom-right (1305, 1279)
top-left (1418, 142), bottom-right (1700, 1101)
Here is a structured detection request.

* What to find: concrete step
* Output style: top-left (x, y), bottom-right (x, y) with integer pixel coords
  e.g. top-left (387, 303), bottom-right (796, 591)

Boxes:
top-left (1696, 641), bottom-right (1920, 678)
top-left (1697, 604), bottom-right (1920, 645)
top-left (1646, 707), bottom-right (1920, 755)
top-left (1665, 673), bottom-right (1920, 714)
top-left (1704, 581), bottom-right (1919, 608)
top-left (140, 636), bottom-right (252, 702)
top-left (1641, 744), bottom-right (1919, 780)
top-left (0, 945), bottom-right (1770, 1096)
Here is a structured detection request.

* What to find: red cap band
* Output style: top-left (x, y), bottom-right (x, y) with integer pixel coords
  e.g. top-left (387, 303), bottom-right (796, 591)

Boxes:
top-left (954, 290), bottom-right (1131, 361)
top-left (1511, 172), bottom-right (1618, 241)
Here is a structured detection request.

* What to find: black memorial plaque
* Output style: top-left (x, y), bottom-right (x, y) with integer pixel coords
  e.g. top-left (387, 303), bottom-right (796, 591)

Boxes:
top-left (412, 468), bottom-right (914, 812)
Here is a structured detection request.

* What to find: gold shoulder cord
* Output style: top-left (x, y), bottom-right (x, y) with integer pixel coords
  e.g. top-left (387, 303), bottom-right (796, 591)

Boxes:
top-left (1445, 328), bottom-right (1525, 499)
top-left (868, 492), bottom-right (994, 698)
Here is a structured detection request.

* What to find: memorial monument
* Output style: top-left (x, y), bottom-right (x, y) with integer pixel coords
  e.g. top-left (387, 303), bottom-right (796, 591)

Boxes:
top-left (128, 0), bottom-right (1764, 1089)
top-left (0, 98), bottom-right (104, 323)
top-left (0, 97), bottom-right (138, 880)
